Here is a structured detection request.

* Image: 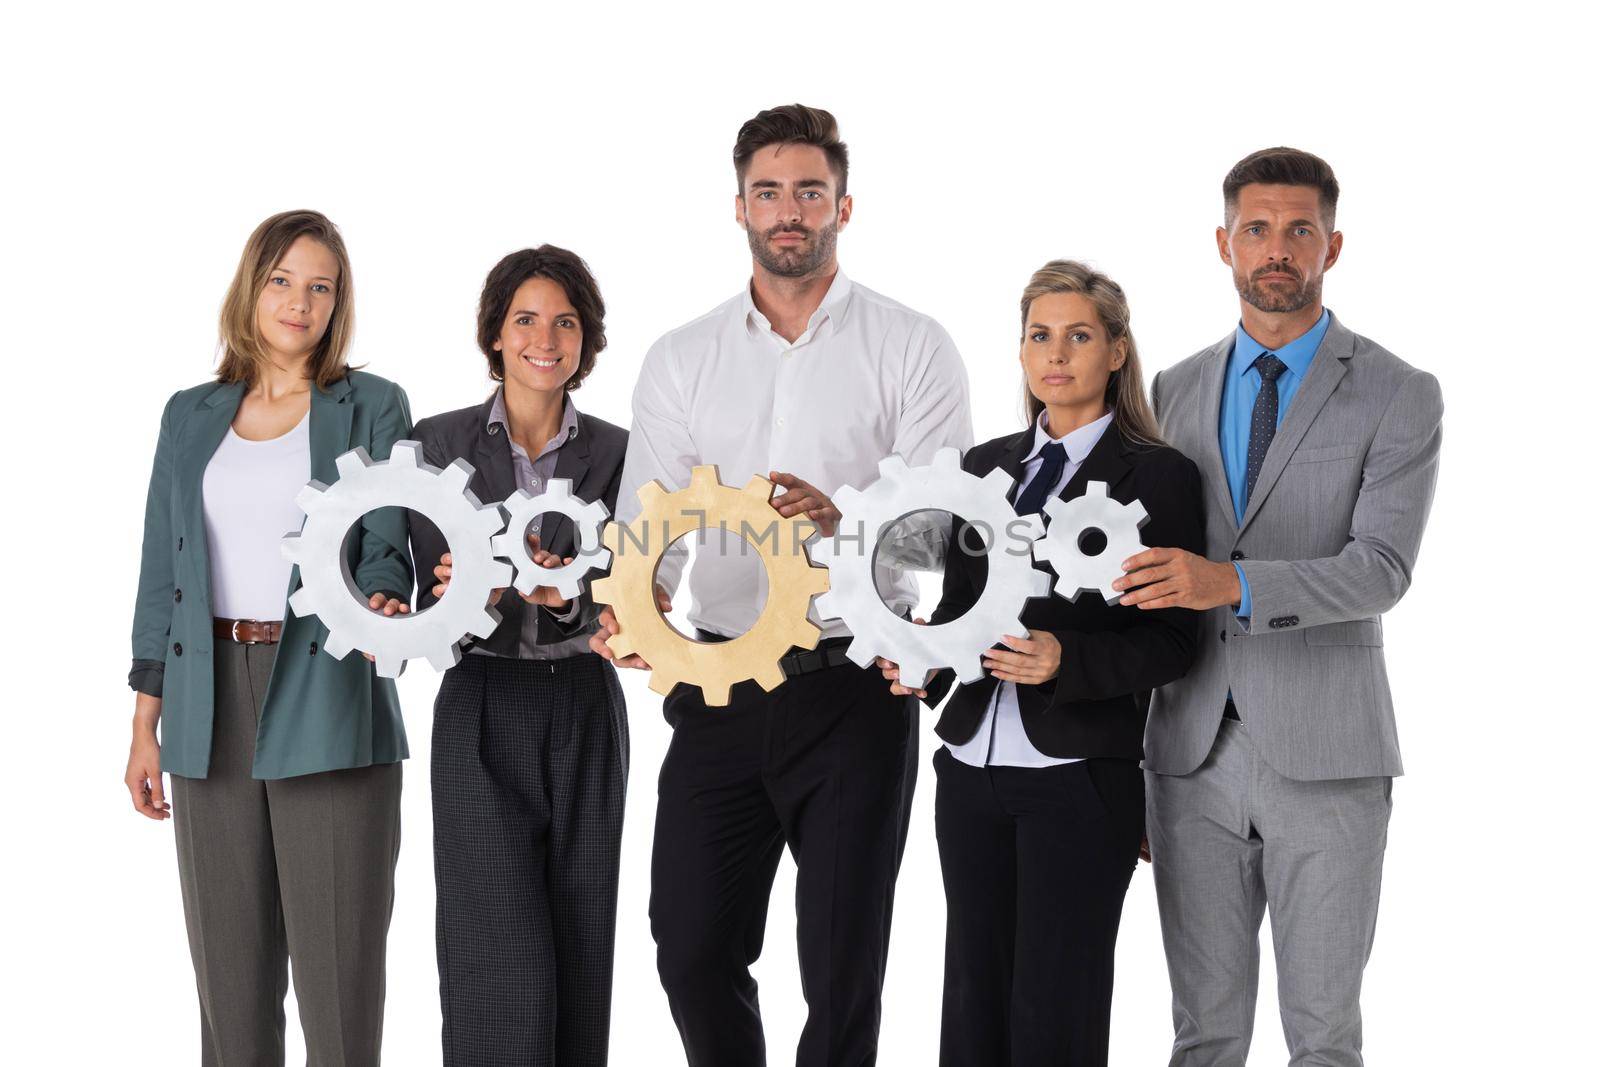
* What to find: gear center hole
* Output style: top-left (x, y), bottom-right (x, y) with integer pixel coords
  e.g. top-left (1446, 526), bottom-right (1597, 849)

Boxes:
top-left (336, 508), bottom-right (433, 618)
top-left (1077, 527), bottom-right (1109, 557)
top-left (871, 509), bottom-right (978, 624)
top-left (655, 529), bottom-right (770, 641)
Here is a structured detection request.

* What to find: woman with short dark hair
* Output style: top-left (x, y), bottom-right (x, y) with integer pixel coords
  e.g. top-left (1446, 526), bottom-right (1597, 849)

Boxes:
top-left (409, 244), bottom-right (629, 1066)
top-left (124, 209), bottom-right (412, 1063)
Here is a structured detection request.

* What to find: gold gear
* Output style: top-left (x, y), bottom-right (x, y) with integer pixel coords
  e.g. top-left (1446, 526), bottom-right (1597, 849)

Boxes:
top-left (590, 465), bottom-right (830, 706)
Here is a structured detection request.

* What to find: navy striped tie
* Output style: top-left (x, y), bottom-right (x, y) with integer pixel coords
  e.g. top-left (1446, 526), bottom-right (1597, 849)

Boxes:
top-left (1244, 353), bottom-right (1287, 506)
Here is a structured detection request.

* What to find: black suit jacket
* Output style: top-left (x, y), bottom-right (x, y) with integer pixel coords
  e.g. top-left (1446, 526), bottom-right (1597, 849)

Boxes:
top-left (923, 423), bottom-right (1206, 760)
top-left (408, 394), bottom-right (628, 655)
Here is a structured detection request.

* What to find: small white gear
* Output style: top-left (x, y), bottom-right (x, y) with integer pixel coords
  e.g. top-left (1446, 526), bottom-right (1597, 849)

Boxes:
top-left (491, 479), bottom-right (611, 600)
top-left (281, 441), bottom-right (512, 677)
top-left (811, 447), bottom-right (1051, 689)
top-left (1035, 480), bottom-right (1148, 603)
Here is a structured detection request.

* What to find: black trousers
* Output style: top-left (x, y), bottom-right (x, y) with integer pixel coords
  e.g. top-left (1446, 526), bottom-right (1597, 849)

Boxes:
top-left (933, 747), bottom-right (1144, 1067)
top-left (432, 653), bottom-right (629, 1067)
top-left (649, 660), bottom-right (918, 1067)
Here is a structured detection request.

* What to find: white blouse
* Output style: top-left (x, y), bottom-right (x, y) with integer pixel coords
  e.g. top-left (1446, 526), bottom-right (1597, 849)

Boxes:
top-left (201, 412), bottom-right (311, 621)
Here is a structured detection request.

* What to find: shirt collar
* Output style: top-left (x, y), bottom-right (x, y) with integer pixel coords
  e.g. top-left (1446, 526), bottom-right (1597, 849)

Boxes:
top-left (742, 269), bottom-right (855, 338)
top-left (1230, 307), bottom-right (1332, 380)
top-left (1027, 408), bottom-right (1114, 466)
top-left (487, 386), bottom-right (579, 457)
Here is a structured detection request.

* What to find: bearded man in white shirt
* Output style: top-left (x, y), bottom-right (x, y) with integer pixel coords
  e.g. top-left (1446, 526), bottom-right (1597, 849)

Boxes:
top-left (591, 104), bottom-right (973, 1066)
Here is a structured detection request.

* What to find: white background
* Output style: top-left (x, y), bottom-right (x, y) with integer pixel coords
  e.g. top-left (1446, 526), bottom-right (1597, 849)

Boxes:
top-left (5, 3), bottom-right (1594, 1063)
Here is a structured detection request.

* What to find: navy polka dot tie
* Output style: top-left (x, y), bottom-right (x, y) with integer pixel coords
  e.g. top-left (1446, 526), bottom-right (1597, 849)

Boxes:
top-left (1244, 353), bottom-right (1287, 506)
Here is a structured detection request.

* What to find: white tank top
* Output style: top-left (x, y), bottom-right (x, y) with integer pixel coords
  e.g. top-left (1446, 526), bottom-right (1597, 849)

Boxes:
top-left (202, 412), bottom-right (312, 620)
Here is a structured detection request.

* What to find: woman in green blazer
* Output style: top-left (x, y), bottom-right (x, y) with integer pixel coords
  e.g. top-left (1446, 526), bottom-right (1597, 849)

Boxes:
top-left (124, 209), bottom-right (413, 1064)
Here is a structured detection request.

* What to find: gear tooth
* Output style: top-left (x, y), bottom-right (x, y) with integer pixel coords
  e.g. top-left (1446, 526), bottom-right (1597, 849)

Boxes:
top-left (1128, 500), bottom-right (1150, 525)
top-left (952, 656), bottom-right (987, 685)
top-left (490, 530), bottom-right (516, 557)
top-left (487, 561), bottom-right (514, 588)
top-left (648, 671), bottom-right (683, 698)
top-left (438, 459), bottom-right (472, 491)
top-left (370, 653), bottom-right (405, 677)
top-left (932, 447), bottom-right (961, 471)
top-left (877, 454), bottom-right (909, 479)
top-left (590, 575), bottom-right (617, 605)
top-left (580, 499), bottom-right (610, 524)
top-left (600, 523), bottom-right (622, 552)
top-left (335, 447), bottom-right (373, 480)
top-left (287, 586), bottom-right (317, 617)
top-left (322, 631), bottom-right (355, 660)
top-left (1099, 584), bottom-right (1123, 605)
top-left (1086, 480), bottom-right (1108, 497)
top-left (423, 646), bottom-right (460, 672)
top-left (982, 468), bottom-right (1014, 495)
top-left (1043, 496), bottom-right (1068, 521)
top-left (832, 485), bottom-right (861, 513)
top-left (813, 591), bottom-right (838, 619)
top-left (1018, 513), bottom-right (1046, 540)
top-left (844, 637), bottom-right (876, 669)
top-left (1030, 569), bottom-right (1053, 596)
top-left (689, 465), bottom-right (720, 490)
top-left (753, 663), bottom-right (786, 690)
top-left (295, 482), bottom-right (327, 510)
top-left (469, 609), bottom-right (501, 638)
top-left (809, 566), bottom-right (831, 594)
top-left (637, 480), bottom-right (667, 504)
top-left (544, 478), bottom-right (574, 499)
top-left (606, 633), bottom-right (636, 658)
top-left (390, 440), bottom-right (425, 468)
top-left (591, 546), bottom-right (613, 571)
top-left (280, 533), bottom-right (303, 563)
top-left (743, 474), bottom-right (774, 500)
top-left (555, 578), bottom-right (585, 600)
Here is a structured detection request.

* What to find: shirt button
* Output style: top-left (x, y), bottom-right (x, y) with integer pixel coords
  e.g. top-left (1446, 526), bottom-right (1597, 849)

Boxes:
top-left (1220, 630), bottom-right (1227, 643)
top-left (775, 417), bottom-right (786, 427)
top-left (309, 641), bottom-right (319, 656)
top-left (1230, 550), bottom-right (1245, 561)
top-left (174, 588), bottom-right (183, 603)
top-left (172, 642), bottom-right (183, 656)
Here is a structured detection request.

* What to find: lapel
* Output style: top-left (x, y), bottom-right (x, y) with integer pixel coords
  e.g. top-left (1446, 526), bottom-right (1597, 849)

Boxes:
top-left (467, 393), bottom-right (518, 504)
top-left (994, 428), bottom-right (1034, 485)
top-left (1194, 334), bottom-right (1238, 530)
top-left (1057, 420), bottom-right (1132, 502)
top-left (178, 381), bottom-right (246, 597)
top-left (308, 375), bottom-right (355, 483)
top-left (1235, 313), bottom-right (1354, 537)
top-left (543, 414), bottom-right (594, 558)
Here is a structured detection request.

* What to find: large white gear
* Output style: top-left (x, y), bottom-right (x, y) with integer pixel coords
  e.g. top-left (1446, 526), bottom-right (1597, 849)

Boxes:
top-left (491, 479), bottom-right (611, 600)
top-left (811, 447), bottom-right (1051, 689)
top-left (281, 441), bottom-right (512, 677)
top-left (1034, 480), bottom-right (1149, 603)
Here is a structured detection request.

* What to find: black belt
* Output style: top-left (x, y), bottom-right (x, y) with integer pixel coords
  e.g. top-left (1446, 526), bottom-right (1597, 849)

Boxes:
top-left (1223, 697), bottom-right (1241, 721)
top-left (695, 629), bottom-right (853, 678)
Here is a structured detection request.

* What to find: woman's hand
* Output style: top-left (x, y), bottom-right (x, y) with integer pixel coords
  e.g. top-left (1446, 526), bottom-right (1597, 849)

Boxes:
top-left (361, 592), bottom-right (410, 661)
top-left (981, 629), bottom-right (1061, 685)
top-left (874, 618), bottom-right (930, 698)
top-left (434, 552), bottom-right (511, 607)
top-left (589, 585), bottom-right (673, 670)
top-left (125, 708), bottom-right (168, 821)
top-left (520, 535), bottom-right (574, 610)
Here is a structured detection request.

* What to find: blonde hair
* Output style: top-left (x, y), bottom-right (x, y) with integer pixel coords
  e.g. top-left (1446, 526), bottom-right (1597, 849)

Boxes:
top-left (1019, 259), bottom-right (1163, 447)
top-left (216, 210), bottom-right (355, 390)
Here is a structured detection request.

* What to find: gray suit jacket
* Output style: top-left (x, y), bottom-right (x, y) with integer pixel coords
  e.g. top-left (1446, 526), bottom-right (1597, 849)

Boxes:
top-left (1145, 312), bottom-right (1443, 781)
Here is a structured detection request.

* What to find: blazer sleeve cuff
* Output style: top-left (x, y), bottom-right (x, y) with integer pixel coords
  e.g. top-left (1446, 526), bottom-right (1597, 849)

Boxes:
top-left (128, 659), bottom-right (165, 698)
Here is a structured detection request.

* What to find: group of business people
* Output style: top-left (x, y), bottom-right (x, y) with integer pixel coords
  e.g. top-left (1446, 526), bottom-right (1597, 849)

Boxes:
top-left (124, 103), bottom-right (1442, 1067)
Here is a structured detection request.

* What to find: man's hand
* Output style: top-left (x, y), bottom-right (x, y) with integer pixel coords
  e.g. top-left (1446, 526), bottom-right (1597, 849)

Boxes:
top-left (981, 629), bottom-right (1061, 685)
top-left (874, 618), bottom-right (930, 697)
top-left (589, 585), bottom-right (673, 669)
top-left (1114, 547), bottom-right (1241, 611)
top-left (769, 470), bottom-right (841, 537)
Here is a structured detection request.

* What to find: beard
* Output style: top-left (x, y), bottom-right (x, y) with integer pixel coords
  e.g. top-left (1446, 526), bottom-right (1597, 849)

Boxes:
top-left (748, 220), bottom-right (838, 278)
top-left (1235, 261), bottom-right (1321, 314)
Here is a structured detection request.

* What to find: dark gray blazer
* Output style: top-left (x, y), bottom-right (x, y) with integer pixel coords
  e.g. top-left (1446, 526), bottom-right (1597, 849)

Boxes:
top-left (1145, 313), bottom-right (1444, 781)
top-left (408, 394), bottom-right (628, 654)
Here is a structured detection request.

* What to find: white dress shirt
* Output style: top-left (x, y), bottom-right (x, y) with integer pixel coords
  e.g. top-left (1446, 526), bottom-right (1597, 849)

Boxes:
top-left (618, 270), bottom-right (973, 639)
top-left (945, 409), bottom-right (1113, 768)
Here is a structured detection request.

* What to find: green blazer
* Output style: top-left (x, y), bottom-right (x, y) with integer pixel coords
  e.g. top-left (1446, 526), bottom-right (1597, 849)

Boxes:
top-left (129, 371), bottom-right (414, 780)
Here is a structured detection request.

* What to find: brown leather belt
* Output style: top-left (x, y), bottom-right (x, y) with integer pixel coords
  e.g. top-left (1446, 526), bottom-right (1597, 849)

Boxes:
top-left (214, 618), bottom-right (284, 645)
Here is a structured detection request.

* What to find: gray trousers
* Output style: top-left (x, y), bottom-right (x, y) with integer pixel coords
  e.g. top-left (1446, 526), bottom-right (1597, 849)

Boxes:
top-left (1146, 719), bottom-right (1391, 1067)
top-left (170, 640), bottom-right (403, 1067)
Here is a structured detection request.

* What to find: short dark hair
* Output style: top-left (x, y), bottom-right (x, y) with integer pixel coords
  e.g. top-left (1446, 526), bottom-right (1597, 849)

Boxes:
top-left (733, 103), bottom-right (849, 197)
top-left (476, 245), bottom-right (607, 389)
top-left (1223, 147), bottom-right (1340, 229)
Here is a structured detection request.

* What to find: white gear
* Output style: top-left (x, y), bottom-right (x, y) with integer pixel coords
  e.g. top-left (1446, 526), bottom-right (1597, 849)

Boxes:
top-left (1034, 480), bottom-right (1148, 603)
top-left (491, 479), bottom-right (612, 600)
top-left (281, 441), bottom-right (512, 677)
top-left (811, 447), bottom-right (1051, 689)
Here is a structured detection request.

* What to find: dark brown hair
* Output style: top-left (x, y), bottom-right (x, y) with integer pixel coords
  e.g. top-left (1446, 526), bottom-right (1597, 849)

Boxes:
top-left (1020, 260), bottom-right (1164, 448)
top-left (732, 104), bottom-right (849, 197)
top-left (216, 209), bottom-right (354, 390)
top-left (1223, 146), bottom-right (1340, 229)
top-left (477, 245), bottom-right (607, 389)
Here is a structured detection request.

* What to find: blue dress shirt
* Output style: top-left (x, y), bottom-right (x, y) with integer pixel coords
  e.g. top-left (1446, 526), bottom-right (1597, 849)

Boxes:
top-left (1219, 309), bottom-right (1331, 617)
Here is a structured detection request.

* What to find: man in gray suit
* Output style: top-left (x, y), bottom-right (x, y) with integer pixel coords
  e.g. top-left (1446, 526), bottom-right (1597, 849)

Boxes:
top-left (1113, 147), bottom-right (1443, 1066)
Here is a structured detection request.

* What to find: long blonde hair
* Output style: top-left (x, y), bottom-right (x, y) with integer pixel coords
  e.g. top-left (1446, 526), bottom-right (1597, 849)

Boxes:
top-left (1019, 259), bottom-right (1163, 447)
top-left (216, 209), bottom-right (355, 390)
